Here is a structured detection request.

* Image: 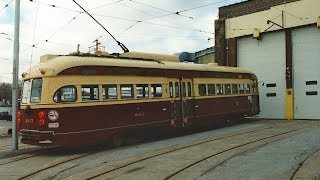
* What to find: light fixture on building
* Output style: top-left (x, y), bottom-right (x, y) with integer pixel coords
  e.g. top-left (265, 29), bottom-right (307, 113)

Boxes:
top-left (253, 28), bottom-right (260, 39)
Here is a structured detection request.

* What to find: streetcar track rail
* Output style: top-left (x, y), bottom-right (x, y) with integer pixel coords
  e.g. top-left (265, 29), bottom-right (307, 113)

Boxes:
top-left (0, 154), bottom-right (39, 166)
top-left (290, 148), bottom-right (320, 180)
top-left (62, 122), bottom-right (311, 179)
top-left (1, 121), bottom-right (317, 179)
top-left (17, 150), bottom-right (103, 180)
top-left (0, 122), bottom-right (284, 179)
top-left (90, 125), bottom-right (313, 179)
top-left (167, 126), bottom-right (316, 180)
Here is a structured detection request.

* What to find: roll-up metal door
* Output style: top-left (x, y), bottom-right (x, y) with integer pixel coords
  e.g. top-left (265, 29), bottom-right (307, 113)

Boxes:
top-left (237, 31), bottom-right (286, 119)
top-left (292, 26), bottom-right (320, 119)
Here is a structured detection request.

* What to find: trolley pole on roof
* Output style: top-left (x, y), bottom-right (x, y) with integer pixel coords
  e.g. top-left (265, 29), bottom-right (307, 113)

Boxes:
top-left (12, 0), bottom-right (21, 151)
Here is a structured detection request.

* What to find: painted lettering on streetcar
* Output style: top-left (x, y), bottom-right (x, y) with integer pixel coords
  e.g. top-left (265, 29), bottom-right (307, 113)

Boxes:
top-left (134, 112), bottom-right (145, 117)
top-left (25, 119), bottom-right (34, 123)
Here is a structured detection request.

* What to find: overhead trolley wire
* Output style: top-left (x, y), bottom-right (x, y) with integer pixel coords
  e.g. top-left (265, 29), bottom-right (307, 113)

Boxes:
top-left (72, 0), bottom-right (129, 52)
top-left (128, 0), bottom-right (229, 24)
top-left (129, 0), bottom-right (194, 20)
top-left (88, 0), bottom-right (125, 11)
top-left (29, 0), bottom-right (126, 14)
top-left (29, 0), bottom-right (41, 72)
top-left (24, 0), bottom-right (215, 55)
top-left (177, 0), bottom-right (231, 14)
top-left (118, 3), bottom-right (214, 36)
top-left (28, 0), bottom-right (214, 37)
top-left (0, 0), bottom-right (13, 14)
top-left (44, 12), bottom-right (83, 42)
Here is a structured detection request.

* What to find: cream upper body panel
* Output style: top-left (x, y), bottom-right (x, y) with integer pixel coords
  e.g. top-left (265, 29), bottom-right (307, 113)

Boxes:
top-left (22, 53), bottom-right (254, 79)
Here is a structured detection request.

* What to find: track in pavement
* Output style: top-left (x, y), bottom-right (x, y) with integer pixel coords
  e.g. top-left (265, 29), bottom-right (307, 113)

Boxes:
top-left (0, 120), bottom-right (319, 180)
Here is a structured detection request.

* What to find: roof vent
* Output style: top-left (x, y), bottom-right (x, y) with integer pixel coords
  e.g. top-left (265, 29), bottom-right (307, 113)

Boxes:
top-left (40, 54), bottom-right (59, 63)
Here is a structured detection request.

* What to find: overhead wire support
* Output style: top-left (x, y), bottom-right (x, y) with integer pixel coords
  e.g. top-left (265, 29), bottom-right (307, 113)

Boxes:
top-left (72, 0), bottom-right (129, 53)
top-left (129, 0), bottom-right (194, 20)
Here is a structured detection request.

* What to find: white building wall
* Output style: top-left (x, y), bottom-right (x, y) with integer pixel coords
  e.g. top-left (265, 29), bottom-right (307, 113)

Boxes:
top-left (225, 0), bottom-right (319, 39)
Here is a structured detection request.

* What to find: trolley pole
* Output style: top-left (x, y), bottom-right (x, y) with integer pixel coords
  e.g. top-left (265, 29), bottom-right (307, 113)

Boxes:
top-left (12, 0), bottom-right (21, 151)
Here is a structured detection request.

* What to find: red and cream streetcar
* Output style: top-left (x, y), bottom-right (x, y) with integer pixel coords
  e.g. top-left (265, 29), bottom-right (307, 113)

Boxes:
top-left (18, 50), bottom-right (260, 147)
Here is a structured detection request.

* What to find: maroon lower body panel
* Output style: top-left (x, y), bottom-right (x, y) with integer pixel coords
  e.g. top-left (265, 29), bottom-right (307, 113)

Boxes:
top-left (20, 96), bottom-right (259, 148)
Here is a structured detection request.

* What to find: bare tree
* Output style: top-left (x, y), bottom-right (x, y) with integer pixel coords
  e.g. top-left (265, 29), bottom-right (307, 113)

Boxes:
top-left (0, 83), bottom-right (12, 105)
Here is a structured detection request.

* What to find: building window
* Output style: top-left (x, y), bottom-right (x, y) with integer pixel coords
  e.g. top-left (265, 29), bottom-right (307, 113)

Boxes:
top-left (103, 85), bottom-right (117, 100)
top-left (266, 93), bottom-right (277, 97)
top-left (82, 85), bottom-right (99, 101)
top-left (136, 84), bottom-right (149, 99)
top-left (121, 85), bottom-right (133, 99)
top-left (306, 81), bottom-right (317, 85)
top-left (266, 83), bottom-right (276, 87)
top-left (198, 84), bottom-right (206, 96)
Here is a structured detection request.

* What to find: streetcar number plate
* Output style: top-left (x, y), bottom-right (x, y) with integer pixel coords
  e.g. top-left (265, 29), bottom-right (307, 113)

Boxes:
top-left (48, 122), bottom-right (59, 128)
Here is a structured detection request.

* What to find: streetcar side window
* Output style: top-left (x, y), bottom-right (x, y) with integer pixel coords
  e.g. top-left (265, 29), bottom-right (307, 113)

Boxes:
top-left (175, 82), bottom-right (179, 97)
top-left (103, 85), bottom-right (117, 100)
top-left (208, 84), bottom-right (215, 95)
top-left (30, 79), bottom-right (43, 103)
top-left (216, 84), bottom-right (224, 95)
top-left (232, 84), bottom-right (238, 94)
top-left (136, 84), bottom-right (149, 99)
top-left (225, 84), bottom-right (231, 95)
top-left (53, 86), bottom-right (77, 103)
top-left (151, 84), bottom-right (162, 98)
top-left (121, 85), bottom-right (134, 99)
top-left (187, 82), bottom-right (192, 97)
top-left (81, 85), bottom-right (99, 101)
top-left (198, 84), bottom-right (206, 96)
top-left (239, 84), bottom-right (245, 94)
top-left (245, 84), bottom-right (251, 93)
top-left (169, 82), bottom-right (174, 98)
top-left (182, 82), bottom-right (186, 97)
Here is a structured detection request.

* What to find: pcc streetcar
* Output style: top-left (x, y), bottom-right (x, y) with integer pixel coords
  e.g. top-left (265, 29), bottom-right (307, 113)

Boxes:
top-left (18, 50), bottom-right (260, 147)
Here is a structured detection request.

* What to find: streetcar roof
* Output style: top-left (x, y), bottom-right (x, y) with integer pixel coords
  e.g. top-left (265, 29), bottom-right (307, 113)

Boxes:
top-left (22, 53), bottom-right (254, 79)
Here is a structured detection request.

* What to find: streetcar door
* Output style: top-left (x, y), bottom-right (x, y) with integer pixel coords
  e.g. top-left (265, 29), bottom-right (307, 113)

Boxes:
top-left (168, 78), bottom-right (194, 128)
top-left (168, 80), bottom-right (179, 127)
top-left (180, 78), bottom-right (194, 127)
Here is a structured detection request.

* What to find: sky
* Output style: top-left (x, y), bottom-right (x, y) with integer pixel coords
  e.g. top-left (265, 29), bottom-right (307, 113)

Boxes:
top-left (0, 0), bottom-right (244, 83)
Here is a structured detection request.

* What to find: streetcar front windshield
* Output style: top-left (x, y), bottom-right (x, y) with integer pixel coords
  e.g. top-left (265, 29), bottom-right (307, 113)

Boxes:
top-left (21, 80), bottom-right (31, 104)
top-left (30, 79), bottom-right (43, 103)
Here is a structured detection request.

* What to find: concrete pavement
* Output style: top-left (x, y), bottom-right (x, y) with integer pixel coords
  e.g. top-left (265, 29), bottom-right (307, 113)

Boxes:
top-left (0, 120), bottom-right (11, 135)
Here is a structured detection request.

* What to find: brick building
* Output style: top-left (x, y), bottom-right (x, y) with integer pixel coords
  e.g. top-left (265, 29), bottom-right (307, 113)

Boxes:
top-left (215, 0), bottom-right (319, 119)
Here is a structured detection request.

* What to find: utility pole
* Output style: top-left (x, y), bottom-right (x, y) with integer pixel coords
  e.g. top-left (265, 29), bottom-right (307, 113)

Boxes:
top-left (12, 0), bottom-right (21, 151)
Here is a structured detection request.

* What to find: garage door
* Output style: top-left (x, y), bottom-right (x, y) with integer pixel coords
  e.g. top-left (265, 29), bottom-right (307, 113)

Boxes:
top-left (292, 26), bottom-right (320, 119)
top-left (238, 31), bottom-right (286, 119)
